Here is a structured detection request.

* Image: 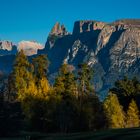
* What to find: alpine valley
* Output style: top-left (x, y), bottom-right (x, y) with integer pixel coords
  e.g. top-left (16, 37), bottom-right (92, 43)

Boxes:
top-left (1, 19), bottom-right (140, 97)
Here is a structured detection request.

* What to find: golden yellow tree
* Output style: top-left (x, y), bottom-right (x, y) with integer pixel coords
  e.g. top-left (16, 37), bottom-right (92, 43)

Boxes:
top-left (103, 93), bottom-right (125, 128)
top-left (126, 99), bottom-right (139, 128)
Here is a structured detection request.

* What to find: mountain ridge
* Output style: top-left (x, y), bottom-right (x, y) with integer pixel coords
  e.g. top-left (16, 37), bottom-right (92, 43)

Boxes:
top-left (38, 19), bottom-right (140, 97)
top-left (0, 40), bottom-right (44, 56)
top-left (1, 19), bottom-right (140, 97)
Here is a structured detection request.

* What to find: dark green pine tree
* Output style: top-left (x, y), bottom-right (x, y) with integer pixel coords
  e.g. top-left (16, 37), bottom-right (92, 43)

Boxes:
top-left (76, 63), bottom-right (106, 131)
top-left (76, 63), bottom-right (94, 114)
top-left (54, 64), bottom-right (77, 96)
top-left (32, 54), bottom-right (49, 80)
top-left (110, 76), bottom-right (140, 110)
top-left (77, 63), bottom-right (94, 96)
top-left (54, 64), bottom-right (78, 132)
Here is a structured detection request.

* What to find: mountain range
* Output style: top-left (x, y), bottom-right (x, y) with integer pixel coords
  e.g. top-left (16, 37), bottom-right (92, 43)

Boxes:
top-left (0, 40), bottom-right (44, 73)
top-left (1, 19), bottom-right (140, 97)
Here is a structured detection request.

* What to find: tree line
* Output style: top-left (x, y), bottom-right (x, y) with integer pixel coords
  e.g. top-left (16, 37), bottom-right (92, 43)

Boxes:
top-left (0, 50), bottom-right (140, 135)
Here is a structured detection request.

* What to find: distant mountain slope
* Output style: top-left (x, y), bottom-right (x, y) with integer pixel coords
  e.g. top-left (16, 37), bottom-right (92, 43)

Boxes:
top-left (18, 41), bottom-right (44, 56)
top-left (0, 40), bottom-right (44, 56)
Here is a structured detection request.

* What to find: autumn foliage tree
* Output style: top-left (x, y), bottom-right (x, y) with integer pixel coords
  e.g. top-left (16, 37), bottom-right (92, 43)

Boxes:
top-left (9, 51), bottom-right (51, 131)
top-left (10, 50), bottom-right (140, 132)
top-left (103, 93), bottom-right (125, 128)
top-left (126, 99), bottom-right (140, 128)
top-left (110, 77), bottom-right (140, 110)
top-left (11, 50), bottom-right (32, 100)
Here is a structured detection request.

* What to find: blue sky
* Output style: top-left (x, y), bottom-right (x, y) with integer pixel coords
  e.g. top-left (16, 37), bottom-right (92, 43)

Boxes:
top-left (0, 0), bottom-right (139, 45)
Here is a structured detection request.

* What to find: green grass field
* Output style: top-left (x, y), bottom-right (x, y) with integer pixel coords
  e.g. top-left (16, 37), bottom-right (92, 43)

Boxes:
top-left (1, 128), bottom-right (140, 140)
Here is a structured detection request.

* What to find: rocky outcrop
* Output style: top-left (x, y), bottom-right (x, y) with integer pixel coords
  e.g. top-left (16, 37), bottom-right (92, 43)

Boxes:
top-left (109, 28), bottom-right (140, 73)
top-left (113, 19), bottom-right (140, 28)
top-left (73, 20), bottom-right (106, 34)
top-left (50, 22), bottom-right (69, 36)
top-left (46, 22), bottom-right (70, 48)
top-left (96, 25), bottom-right (116, 54)
top-left (39, 19), bottom-right (140, 98)
top-left (18, 41), bottom-right (44, 56)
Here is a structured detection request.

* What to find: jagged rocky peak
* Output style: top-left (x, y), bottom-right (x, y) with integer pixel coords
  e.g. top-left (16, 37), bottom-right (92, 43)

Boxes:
top-left (50, 22), bottom-right (69, 36)
top-left (46, 22), bottom-right (70, 49)
top-left (18, 41), bottom-right (44, 56)
top-left (73, 20), bottom-right (106, 34)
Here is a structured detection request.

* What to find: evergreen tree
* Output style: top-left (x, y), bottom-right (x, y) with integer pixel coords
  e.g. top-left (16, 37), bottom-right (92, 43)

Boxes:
top-left (11, 50), bottom-right (32, 100)
top-left (54, 64), bottom-right (78, 132)
top-left (0, 72), bottom-right (5, 102)
top-left (10, 51), bottom-right (52, 131)
top-left (126, 99), bottom-right (139, 128)
top-left (110, 77), bottom-right (140, 110)
top-left (54, 64), bottom-right (77, 96)
top-left (8, 51), bottom-right (109, 132)
top-left (7, 73), bottom-right (16, 101)
top-left (22, 79), bottom-right (51, 131)
top-left (80, 94), bottom-right (106, 131)
top-left (21, 54), bottom-right (51, 131)
top-left (32, 54), bottom-right (49, 82)
top-left (103, 93), bottom-right (125, 128)
top-left (31, 54), bottom-right (50, 97)
top-left (71, 63), bottom-right (106, 131)
top-left (77, 63), bottom-right (94, 115)
top-left (77, 63), bottom-right (94, 96)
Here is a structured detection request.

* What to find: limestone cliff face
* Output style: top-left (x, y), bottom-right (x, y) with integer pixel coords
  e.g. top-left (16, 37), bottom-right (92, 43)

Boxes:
top-left (1, 19), bottom-right (140, 98)
top-left (40, 19), bottom-right (140, 97)
top-left (73, 20), bottom-right (106, 34)
top-left (96, 22), bottom-right (140, 94)
top-left (47, 22), bottom-right (70, 48)
top-left (109, 28), bottom-right (140, 73)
